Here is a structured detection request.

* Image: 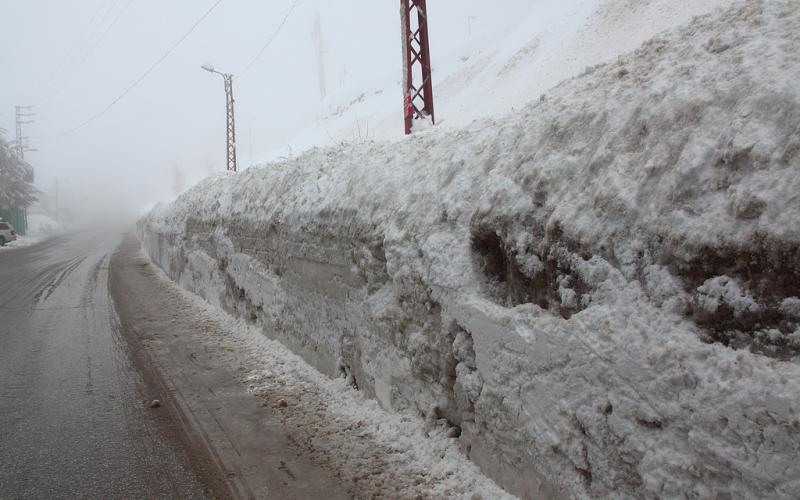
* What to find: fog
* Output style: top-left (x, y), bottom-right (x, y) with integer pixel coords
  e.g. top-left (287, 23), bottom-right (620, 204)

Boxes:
top-left (0, 0), bottom-right (529, 224)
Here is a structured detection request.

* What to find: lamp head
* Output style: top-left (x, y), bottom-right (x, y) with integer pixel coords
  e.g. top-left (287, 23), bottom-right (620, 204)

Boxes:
top-left (201, 63), bottom-right (215, 73)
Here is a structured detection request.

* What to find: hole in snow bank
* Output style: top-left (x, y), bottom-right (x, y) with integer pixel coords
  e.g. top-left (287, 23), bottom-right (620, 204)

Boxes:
top-left (471, 225), bottom-right (542, 308)
top-left (676, 237), bottom-right (800, 359)
top-left (336, 358), bottom-right (359, 390)
top-left (636, 417), bottom-right (663, 430)
top-left (470, 224), bottom-right (589, 317)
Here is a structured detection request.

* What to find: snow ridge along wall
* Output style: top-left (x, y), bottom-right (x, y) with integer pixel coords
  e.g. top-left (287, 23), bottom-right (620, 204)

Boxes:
top-left (140, 2), bottom-right (800, 498)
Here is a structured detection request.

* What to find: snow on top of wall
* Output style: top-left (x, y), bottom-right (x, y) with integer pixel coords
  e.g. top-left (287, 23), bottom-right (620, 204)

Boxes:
top-left (156, 0), bottom-right (799, 262)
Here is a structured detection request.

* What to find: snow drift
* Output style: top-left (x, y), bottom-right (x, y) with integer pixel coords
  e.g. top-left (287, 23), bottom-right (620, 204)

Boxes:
top-left (140, 1), bottom-right (800, 498)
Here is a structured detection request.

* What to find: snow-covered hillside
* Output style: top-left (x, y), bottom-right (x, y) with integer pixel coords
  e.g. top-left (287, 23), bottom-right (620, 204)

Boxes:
top-left (142, 1), bottom-right (800, 498)
top-left (262, 0), bottom-right (737, 162)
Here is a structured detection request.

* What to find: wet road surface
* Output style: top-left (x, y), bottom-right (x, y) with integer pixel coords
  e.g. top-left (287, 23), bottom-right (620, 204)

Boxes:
top-left (109, 234), bottom-right (349, 500)
top-left (0, 232), bottom-right (214, 499)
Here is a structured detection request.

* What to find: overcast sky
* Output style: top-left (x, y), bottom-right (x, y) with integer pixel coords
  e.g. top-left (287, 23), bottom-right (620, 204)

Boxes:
top-left (0, 0), bottom-right (526, 217)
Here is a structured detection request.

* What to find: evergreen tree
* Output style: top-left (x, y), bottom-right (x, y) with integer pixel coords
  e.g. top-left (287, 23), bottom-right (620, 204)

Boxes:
top-left (0, 130), bottom-right (37, 210)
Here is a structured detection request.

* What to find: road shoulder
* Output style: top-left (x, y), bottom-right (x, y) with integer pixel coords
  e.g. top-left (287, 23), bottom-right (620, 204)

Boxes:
top-left (109, 232), bottom-right (349, 500)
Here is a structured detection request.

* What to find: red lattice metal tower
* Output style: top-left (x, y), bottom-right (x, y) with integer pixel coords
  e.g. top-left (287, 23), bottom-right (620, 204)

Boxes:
top-left (401, 0), bottom-right (435, 135)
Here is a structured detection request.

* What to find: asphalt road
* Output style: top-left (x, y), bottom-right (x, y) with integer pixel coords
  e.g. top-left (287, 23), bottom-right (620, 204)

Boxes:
top-left (109, 233), bottom-right (350, 500)
top-left (0, 232), bottom-right (214, 499)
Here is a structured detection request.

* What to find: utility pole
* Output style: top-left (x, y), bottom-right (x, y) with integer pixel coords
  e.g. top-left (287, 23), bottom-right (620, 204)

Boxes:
top-left (401, 0), bottom-right (435, 135)
top-left (55, 178), bottom-right (60, 226)
top-left (14, 105), bottom-right (37, 161)
top-left (202, 64), bottom-right (238, 172)
top-left (312, 15), bottom-right (327, 100)
top-left (248, 118), bottom-right (255, 165)
top-left (223, 74), bottom-right (237, 172)
top-left (15, 105), bottom-right (36, 233)
top-left (172, 164), bottom-right (185, 196)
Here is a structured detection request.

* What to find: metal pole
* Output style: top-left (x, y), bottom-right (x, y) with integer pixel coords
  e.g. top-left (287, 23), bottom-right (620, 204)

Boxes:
top-left (15, 105), bottom-right (36, 235)
top-left (417, 1), bottom-right (435, 125)
top-left (55, 178), bottom-right (60, 227)
top-left (15, 107), bottom-right (24, 158)
top-left (14, 105), bottom-right (36, 160)
top-left (223, 75), bottom-right (237, 172)
top-left (249, 118), bottom-right (254, 165)
top-left (401, 0), bottom-right (435, 135)
top-left (312, 15), bottom-right (327, 100)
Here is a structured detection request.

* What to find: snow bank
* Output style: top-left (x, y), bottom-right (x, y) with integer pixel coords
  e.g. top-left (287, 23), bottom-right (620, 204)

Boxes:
top-left (147, 255), bottom-right (515, 499)
top-left (26, 214), bottom-right (62, 236)
top-left (0, 235), bottom-right (46, 251)
top-left (0, 215), bottom-right (58, 250)
top-left (140, 2), bottom-right (800, 498)
top-left (0, 215), bottom-right (67, 252)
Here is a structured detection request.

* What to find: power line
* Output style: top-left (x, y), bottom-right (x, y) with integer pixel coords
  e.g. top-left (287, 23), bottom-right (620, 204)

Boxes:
top-left (73, 0), bottom-right (136, 73)
top-left (40, 0), bottom-right (132, 110)
top-left (74, 0), bottom-right (125, 66)
top-left (237, 0), bottom-right (300, 80)
top-left (34, 0), bottom-right (109, 101)
top-left (47, 0), bottom-right (224, 139)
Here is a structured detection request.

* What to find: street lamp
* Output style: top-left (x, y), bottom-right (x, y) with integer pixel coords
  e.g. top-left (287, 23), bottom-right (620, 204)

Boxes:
top-left (201, 64), bottom-right (238, 172)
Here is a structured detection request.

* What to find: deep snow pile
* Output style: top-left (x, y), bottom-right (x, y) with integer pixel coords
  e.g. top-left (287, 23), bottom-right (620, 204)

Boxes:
top-left (141, 2), bottom-right (800, 498)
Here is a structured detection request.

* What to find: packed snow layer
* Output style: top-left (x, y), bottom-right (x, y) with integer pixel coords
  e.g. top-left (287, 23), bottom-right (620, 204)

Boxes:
top-left (141, 2), bottom-right (800, 498)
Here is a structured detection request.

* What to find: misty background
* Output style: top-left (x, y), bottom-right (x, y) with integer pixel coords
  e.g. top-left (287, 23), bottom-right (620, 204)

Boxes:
top-left (0, 0), bottom-right (530, 221)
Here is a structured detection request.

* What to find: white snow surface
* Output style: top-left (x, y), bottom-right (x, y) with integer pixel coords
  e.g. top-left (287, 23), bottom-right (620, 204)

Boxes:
top-left (141, 2), bottom-right (800, 498)
top-left (0, 235), bottom-right (45, 251)
top-left (262, 0), bottom-right (737, 163)
top-left (26, 214), bottom-right (63, 236)
top-left (0, 215), bottom-right (64, 251)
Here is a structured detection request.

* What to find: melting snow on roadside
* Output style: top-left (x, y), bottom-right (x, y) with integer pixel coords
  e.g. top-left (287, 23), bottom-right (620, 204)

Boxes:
top-left (147, 253), bottom-right (514, 499)
top-left (0, 235), bottom-right (46, 251)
